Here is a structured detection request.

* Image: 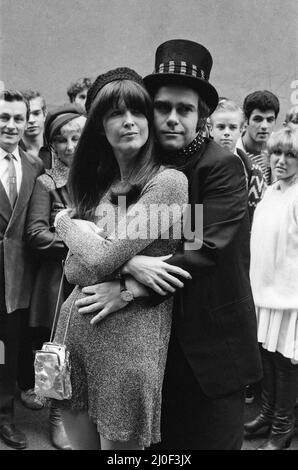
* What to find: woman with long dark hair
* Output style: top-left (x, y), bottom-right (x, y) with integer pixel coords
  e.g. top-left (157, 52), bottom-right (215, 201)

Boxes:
top-left (52, 68), bottom-right (189, 450)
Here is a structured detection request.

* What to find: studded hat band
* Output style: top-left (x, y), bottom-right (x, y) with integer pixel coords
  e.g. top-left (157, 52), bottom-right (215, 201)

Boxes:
top-left (157, 61), bottom-right (208, 80)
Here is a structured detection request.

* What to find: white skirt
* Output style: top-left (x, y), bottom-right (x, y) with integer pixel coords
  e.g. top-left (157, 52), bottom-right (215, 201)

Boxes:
top-left (256, 307), bottom-right (298, 363)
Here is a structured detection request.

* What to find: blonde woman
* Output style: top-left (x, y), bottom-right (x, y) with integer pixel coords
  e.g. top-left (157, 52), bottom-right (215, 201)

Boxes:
top-left (245, 127), bottom-right (298, 450)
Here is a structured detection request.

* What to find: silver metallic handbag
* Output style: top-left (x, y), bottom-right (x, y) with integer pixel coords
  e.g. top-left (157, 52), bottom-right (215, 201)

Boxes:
top-left (34, 262), bottom-right (73, 400)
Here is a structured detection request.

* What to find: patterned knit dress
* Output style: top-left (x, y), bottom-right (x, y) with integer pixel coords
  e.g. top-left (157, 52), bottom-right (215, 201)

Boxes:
top-left (54, 168), bottom-right (188, 447)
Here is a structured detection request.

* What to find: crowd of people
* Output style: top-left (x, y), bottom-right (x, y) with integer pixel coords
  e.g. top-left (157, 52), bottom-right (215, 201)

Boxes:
top-left (0, 38), bottom-right (298, 451)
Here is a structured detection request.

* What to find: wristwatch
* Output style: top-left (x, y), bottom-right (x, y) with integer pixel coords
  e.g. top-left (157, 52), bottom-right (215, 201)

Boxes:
top-left (120, 275), bottom-right (134, 303)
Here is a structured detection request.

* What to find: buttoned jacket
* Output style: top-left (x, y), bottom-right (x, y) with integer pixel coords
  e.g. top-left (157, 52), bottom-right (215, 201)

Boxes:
top-left (160, 139), bottom-right (262, 397)
top-left (0, 147), bottom-right (43, 312)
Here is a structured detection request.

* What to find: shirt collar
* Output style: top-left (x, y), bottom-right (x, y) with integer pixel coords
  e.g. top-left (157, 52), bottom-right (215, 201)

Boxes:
top-left (0, 146), bottom-right (21, 163)
top-left (159, 132), bottom-right (205, 169)
top-left (20, 135), bottom-right (47, 151)
top-left (176, 132), bottom-right (205, 158)
top-left (236, 137), bottom-right (246, 153)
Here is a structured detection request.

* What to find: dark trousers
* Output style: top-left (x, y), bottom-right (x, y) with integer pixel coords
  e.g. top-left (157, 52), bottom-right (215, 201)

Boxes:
top-left (261, 348), bottom-right (298, 432)
top-left (18, 325), bottom-right (50, 392)
top-left (0, 309), bottom-right (27, 425)
top-left (152, 334), bottom-right (245, 450)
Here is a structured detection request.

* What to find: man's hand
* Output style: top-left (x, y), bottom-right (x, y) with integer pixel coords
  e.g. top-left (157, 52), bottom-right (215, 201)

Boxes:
top-left (122, 255), bottom-right (192, 295)
top-left (76, 281), bottom-right (128, 325)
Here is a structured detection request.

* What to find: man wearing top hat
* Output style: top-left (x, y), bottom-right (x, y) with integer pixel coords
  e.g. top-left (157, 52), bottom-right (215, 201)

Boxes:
top-left (76, 39), bottom-right (262, 450)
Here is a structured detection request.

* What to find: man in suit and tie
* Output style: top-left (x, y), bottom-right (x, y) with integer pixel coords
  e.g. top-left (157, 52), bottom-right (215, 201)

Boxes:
top-left (0, 89), bottom-right (43, 449)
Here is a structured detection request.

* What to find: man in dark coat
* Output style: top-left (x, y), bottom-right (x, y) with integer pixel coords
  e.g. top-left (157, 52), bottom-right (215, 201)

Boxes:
top-left (75, 40), bottom-right (262, 450)
top-left (20, 89), bottom-right (51, 169)
top-left (0, 90), bottom-right (43, 449)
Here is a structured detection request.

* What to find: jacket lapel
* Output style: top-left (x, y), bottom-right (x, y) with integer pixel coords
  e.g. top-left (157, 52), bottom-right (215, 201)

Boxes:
top-left (0, 179), bottom-right (12, 223)
top-left (8, 149), bottom-right (36, 227)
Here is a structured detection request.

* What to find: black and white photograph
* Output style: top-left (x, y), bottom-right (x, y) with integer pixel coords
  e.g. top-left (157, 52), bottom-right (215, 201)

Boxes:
top-left (0, 0), bottom-right (297, 453)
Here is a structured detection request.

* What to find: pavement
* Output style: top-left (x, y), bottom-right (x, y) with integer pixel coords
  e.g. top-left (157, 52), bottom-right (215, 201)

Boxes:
top-left (0, 395), bottom-right (55, 451)
top-left (243, 396), bottom-right (298, 450)
top-left (1, 390), bottom-right (298, 450)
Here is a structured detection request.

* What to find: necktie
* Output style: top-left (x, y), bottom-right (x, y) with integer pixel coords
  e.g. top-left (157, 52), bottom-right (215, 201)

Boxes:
top-left (5, 153), bottom-right (18, 208)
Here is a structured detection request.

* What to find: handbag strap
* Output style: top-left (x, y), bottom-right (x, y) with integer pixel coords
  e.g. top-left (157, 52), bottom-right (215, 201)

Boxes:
top-left (50, 259), bottom-right (77, 345)
top-left (50, 260), bottom-right (76, 346)
top-left (50, 260), bottom-right (65, 342)
top-left (62, 295), bottom-right (75, 346)
top-left (50, 258), bottom-right (77, 345)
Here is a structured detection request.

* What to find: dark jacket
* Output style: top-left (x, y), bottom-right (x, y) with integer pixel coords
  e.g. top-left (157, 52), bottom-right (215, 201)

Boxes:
top-left (25, 177), bottom-right (72, 329)
top-left (0, 148), bottom-right (44, 313)
top-left (20, 138), bottom-right (52, 170)
top-left (154, 139), bottom-right (262, 398)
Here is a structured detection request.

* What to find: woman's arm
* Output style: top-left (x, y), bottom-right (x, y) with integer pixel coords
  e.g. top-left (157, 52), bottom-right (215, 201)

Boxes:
top-left (126, 153), bottom-right (248, 278)
top-left (56, 169), bottom-right (188, 285)
top-left (25, 178), bottom-right (68, 259)
top-left (122, 153), bottom-right (249, 304)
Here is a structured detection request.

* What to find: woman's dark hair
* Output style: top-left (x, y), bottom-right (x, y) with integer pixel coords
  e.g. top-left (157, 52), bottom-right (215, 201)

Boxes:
top-left (69, 79), bottom-right (159, 219)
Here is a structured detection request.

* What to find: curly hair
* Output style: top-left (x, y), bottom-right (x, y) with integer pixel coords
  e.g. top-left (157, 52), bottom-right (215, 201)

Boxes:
top-left (67, 77), bottom-right (92, 103)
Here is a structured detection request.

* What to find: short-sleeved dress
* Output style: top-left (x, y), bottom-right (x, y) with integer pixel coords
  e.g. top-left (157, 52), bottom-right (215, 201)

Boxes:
top-left (54, 168), bottom-right (188, 447)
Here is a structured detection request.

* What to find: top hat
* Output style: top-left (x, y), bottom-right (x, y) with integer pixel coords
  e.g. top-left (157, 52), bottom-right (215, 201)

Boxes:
top-left (144, 39), bottom-right (219, 114)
